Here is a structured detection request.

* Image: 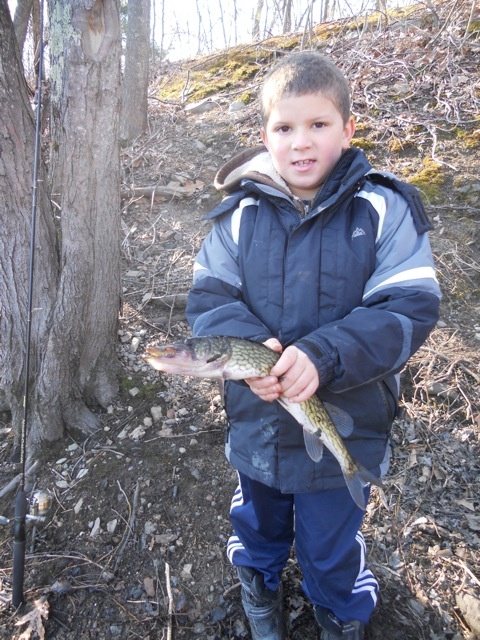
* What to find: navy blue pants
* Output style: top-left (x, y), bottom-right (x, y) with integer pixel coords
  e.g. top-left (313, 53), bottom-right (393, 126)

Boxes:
top-left (227, 472), bottom-right (378, 624)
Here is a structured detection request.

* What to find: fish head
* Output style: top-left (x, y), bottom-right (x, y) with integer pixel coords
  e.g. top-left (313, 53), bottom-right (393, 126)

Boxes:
top-left (143, 338), bottom-right (231, 378)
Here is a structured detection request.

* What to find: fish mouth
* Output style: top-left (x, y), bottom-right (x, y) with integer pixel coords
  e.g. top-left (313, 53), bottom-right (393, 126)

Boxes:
top-left (143, 344), bottom-right (193, 372)
top-left (144, 345), bottom-right (184, 359)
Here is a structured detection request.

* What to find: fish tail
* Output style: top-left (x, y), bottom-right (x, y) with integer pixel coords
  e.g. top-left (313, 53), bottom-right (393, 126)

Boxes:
top-left (344, 465), bottom-right (385, 511)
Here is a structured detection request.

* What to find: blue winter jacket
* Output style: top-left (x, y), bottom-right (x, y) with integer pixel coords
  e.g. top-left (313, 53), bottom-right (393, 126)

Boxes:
top-left (186, 146), bottom-right (441, 493)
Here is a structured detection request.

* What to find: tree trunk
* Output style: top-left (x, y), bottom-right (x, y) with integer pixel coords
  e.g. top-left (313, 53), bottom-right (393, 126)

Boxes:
top-left (13, 0), bottom-right (33, 52)
top-left (45, 0), bottom-right (122, 434)
top-left (282, 0), bottom-right (292, 33)
top-left (218, 0), bottom-right (228, 49)
top-left (0, 0), bottom-right (59, 451)
top-left (119, 0), bottom-right (150, 144)
top-left (0, 0), bottom-right (123, 457)
top-left (252, 0), bottom-right (264, 41)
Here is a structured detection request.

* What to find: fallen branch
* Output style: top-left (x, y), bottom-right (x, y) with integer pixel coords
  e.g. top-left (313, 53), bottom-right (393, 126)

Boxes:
top-left (121, 181), bottom-right (204, 201)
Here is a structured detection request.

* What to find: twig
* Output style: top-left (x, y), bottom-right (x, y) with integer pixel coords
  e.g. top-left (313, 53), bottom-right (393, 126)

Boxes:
top-left (462, 0), bottom-right (478, 44)
top-left (437, 555), bottom-right (480, 588)
top-left (223, 580), bottom-right (241, 597)
top-left (418, 346), bottom-right (480, 385)
top-left (165, 561), bottom-right (173, 640)
top-left (427, 125), bottom-right (458, 171)
top-left (113, 479), bottom-right (140, 572)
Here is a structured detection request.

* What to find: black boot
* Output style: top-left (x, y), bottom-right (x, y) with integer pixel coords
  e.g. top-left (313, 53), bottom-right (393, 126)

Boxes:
top-left (314, 605), bottom-right (365, 640)
top-left (237, 566), bottom-right (286, 640)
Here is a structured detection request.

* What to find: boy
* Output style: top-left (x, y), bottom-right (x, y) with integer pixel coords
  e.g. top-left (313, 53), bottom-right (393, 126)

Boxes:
top-left (186, 52), bottom-right (440, 640)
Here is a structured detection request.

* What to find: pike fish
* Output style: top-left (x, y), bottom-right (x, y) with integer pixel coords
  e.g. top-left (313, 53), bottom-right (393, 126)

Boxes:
top-left (143, 336), bottom-right (384, 510)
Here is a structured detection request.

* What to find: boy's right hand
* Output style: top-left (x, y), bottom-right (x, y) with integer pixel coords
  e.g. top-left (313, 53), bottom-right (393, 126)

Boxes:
top-left (245, 338), bottom-right (283, 402)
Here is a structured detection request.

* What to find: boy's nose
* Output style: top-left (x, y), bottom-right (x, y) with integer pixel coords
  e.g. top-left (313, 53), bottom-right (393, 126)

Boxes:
top-left (292, 130), bottom-right (312, 149)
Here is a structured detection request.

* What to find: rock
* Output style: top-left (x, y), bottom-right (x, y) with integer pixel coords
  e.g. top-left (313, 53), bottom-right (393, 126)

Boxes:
top-left (101, 570), bottom-right (115, 583)
top-left (151, 405), bottom-right (163, 422)
top-left (129, 426), bottom-right (146, 440)
top-left (456, 592), bottom-right (480, 636)
top-left (193, 622), bottom-right (206, 634)
top-left (143, 576), bottom-right (155, 597)
top-left (130, 336), bottom-right (141, 352)
top-left (89, 517), bottom-right (101, 537)
top-left (107, 519), bottom-right (118, 534)
top-left (185, 98), bottom-right (216, 114)
top-left (109, 625), bottom-right (122, 636)
top-left (181, 563), bottom-right (193, 579)
top-left (229, 101), bottom-right (246, 112)
top-left (144, 521), bottom-right (157, 535)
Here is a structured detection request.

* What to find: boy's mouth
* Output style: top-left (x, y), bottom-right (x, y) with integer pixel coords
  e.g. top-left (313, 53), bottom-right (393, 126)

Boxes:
top-left (293, 159), bottom-right (315, 167)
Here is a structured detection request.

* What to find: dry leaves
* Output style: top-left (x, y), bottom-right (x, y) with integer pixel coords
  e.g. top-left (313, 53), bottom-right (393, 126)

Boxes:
top-left (15, 597), bottom-right (49, 640)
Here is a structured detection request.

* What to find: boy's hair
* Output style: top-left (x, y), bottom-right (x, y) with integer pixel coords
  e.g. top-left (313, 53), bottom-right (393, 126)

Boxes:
top-left (260, 51), bottom-right (351, 125)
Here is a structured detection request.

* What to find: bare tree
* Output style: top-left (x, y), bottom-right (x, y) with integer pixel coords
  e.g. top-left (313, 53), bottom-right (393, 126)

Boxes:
top-left (0, 0), bottom-right (58, 452)
top-left (319, 0), bottom-right (330, 23)
top-left (233, 0), bottom-right (238, 46)
top-left (120, 0), bottom-right (150, 143)
top-left (13, 0), bottom-right (33, 51)
top-left (282, 0), bottom-right (293, 33)
top-left (0, 0), bottom-right (123, 456)
top-left (252, 0), bottom-right (264, 41)
top-left (218, 0), bottom-right (228, 49)
top-left (44, 0), bottom-right (122, 440)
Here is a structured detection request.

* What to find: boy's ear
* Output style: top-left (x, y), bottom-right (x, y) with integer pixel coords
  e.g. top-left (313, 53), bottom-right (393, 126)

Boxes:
top-left (343, 116), bottom-right (356, 149)
top-left (261, 128), bottom-right (269, 149)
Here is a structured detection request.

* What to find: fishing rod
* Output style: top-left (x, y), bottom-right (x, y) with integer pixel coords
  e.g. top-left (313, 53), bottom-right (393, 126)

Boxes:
top-left (2, 0), bottom-right (52, 608)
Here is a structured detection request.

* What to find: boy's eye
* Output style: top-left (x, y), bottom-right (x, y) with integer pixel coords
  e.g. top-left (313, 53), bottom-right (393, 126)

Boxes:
top-left (313, 121), bottom-right (326, 129)
top-left (277, 125), bottom-right (290, 133)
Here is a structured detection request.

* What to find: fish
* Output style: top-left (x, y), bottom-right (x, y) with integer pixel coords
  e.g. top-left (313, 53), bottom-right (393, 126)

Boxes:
top-left (143, 335), bottom-right (384, 510)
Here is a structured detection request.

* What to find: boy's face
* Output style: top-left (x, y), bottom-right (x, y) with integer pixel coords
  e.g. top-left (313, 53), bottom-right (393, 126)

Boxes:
top-left (261, 92), bottom-right (355, 201)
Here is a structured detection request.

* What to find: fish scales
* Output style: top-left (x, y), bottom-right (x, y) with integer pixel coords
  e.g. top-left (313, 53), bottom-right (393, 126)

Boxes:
top-left (144, 336), bottom-right (384, 510)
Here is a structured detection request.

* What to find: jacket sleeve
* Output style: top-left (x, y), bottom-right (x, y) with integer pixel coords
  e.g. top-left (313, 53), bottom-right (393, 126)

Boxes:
top-left (186, 203), bottom-right (273, 342)
top-left (296, 185), bottom-right (441, 392)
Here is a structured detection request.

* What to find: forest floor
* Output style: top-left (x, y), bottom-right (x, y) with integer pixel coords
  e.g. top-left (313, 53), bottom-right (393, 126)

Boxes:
top-left (1, 3), bottom-right (480, 639)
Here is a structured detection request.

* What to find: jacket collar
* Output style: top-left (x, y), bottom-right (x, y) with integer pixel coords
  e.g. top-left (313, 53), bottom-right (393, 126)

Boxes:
top-left (210, 146), bottom-right (372, 218)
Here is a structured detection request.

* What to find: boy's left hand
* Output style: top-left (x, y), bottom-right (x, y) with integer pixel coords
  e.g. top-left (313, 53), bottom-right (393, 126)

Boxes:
top-left (270, 346), bottom-right (319, 403)
top-left (246, 342), bottom-right (319, 404)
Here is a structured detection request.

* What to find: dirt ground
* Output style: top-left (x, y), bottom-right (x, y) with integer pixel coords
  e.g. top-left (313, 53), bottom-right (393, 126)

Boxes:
top-left (1, 9), bottom-right (480, 640)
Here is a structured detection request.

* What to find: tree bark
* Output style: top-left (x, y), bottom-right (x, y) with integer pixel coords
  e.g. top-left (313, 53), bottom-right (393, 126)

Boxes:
top-left (45, 0), bottom-right (122, 432)
top-left (0, 0), bottom-right (123, 457)
top-left (252, 0), bottom-right (264, 41)
top-left (0, 0), bottom-right (59, 450)
top-left (282, 0), bottom-right (292, 33)
top-left (13, 0), bottom-right (33, 52)
top-left (119, 0), bottom-right (150, 144)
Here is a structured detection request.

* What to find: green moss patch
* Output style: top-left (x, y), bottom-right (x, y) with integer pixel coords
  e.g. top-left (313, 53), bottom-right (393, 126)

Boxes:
top-left (407, 158), bottom-right (446, 202)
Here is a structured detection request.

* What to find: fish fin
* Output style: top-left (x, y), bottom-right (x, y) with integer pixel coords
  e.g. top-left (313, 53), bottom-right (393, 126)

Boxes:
top-left (344, 466), bottom-right (385, 511)
top-left (303, 429), bottom-right (324, 462)
top-left (344, 474), bottom-right (368, 510)
top-left (323, 402), bottom-right (354, 438)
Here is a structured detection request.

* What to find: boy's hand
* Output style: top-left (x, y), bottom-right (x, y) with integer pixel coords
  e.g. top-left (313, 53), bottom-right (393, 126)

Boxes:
top-left (245, 341), bottom-right (319, 403)
top-left (271, 345), bottom-right (319, 402)
top-left (245, 338), bottom-right (283, 402)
